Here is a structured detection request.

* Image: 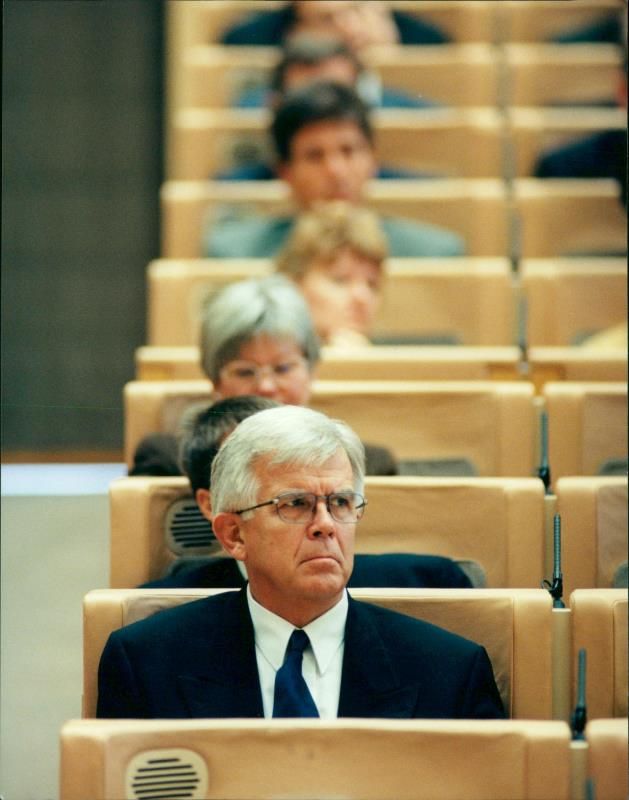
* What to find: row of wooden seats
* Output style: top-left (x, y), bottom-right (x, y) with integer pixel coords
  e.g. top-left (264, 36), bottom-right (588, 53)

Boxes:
top-left (169, 1), bottom-right (624, 57)
top-left (81, 587), bottom-right (627, 723)
top-left (174, 43), bottom-right (623, 116)
top-left (144, 257), bottom-right (627, 347)
top-left (123, 380), bottom-right (627, 480)
top-left (60, 715), bottom-right (628, 800)
top-left (168, 105), bottom-right (626, 180)
top-left (135, 345), bottom-right (628, 394)
top-left (161, 178), bottom-right (627, 259)
top-left (109, 474), bottom-right (628, 595)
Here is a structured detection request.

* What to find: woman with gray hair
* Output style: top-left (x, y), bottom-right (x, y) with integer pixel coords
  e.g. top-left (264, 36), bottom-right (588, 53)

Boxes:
top-left (130, 274), bottom-right (397, 476)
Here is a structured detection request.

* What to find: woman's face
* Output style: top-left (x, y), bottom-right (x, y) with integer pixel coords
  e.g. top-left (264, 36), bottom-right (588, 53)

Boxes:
top-left (299, 247), bottom-right (382, 342)
top-left (214, 334), bottom-right (312, 406)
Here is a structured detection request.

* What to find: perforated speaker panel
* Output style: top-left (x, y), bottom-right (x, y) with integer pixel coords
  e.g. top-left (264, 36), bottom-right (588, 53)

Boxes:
top-left (125, 748), bottom-right (208, 800)
top-left (164, 497), bottom-right (222, 557)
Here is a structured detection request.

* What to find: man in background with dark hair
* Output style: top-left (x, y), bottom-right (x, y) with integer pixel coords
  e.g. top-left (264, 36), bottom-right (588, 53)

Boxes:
top-left (204, 81), bottom-right (465, 258)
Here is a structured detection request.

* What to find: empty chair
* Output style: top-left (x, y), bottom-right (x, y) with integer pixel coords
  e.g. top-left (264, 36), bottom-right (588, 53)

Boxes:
top-left (147, 257), bottom-right (516, 347)
top-left (556, 476), bottom-right (628, 597)
top-left (60, 717), bottom-right (572, 800)
top-left (109, 475), bottom-right (546, 588)
top-left (569, 589), bottom-right (628, 720)
top-left (520, 258), bottom-right (627, 346)
top-left (169, 107), bottom-right (505, 180)
top-left (528, 348), bottom-right (627, 392)
top-left (82, 586), bottom-right (555, 719)
top-left (507, 107), bottom-right (627, 178)
top-left (504, 43), bottom-right (622, 106)
top-left (123, 379), bottom-right (537, 475)
top-left (585, 718), bottom-right (629, 800)
top-left (513, 180), bottom-right (627, 258)
top-left (543, 382), bottom-right (627, 482)
top-left (161, 178), bottom-right (510, 258)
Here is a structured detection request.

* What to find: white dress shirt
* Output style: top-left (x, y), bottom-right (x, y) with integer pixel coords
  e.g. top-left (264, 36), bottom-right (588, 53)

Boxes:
top-left (247, 585), bottom-right (348, 719)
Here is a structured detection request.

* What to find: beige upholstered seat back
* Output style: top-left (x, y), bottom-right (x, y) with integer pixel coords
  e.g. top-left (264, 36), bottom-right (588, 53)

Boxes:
top-left (147, 257), bottom-right (515, 347)
top-left (513, 181), bottom-right (627, 259)
top-left (136, 344), bottom-right (522, 382)
top-left (497, 2), bottom-right (623, 43)
top-left (161, 178), bottom-right (509, 258)
top-left (585, 718), bottom-right (629, 800)
top-left (170, 107), bottom-right (504, 180)
top-left (528, 347), bottom-right (627, 392)
top-left (109, 476), bottom-right (545, 588)
top-left (123, 379), bottom-right (537, 474)
top-left (520, 258), bottom-right (627, 347)
top-left (556, 477), bottom-right (628, 597)
top-left (60, 717), bottom-right (572, 800)
top-left (569, 589), bottom-right (628, 719)
top-left (543, 382), bottom-right (628, 482)
top-left (82, 587), bottom-right (554, 720)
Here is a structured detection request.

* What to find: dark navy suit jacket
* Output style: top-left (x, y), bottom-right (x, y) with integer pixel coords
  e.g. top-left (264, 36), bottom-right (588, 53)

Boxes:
top-left (97, 588), bottom-right (504, 719)
top-left (142, 553), bottom-right (472, 590)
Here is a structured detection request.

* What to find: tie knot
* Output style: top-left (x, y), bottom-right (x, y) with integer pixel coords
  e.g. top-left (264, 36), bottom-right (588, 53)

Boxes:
top-left (287, 628), bottom-right (310, 656)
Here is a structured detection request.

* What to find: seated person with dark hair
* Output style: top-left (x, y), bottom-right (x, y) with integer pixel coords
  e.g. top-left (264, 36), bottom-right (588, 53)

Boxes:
top-left (142, 395), bottom-right (472, 591)
top-left (233, 34), bottom-right (439, 112)
top-left (221, 0), bottom-right (449, 48)
top-left (205, 81), bottom-right (465, 258)
top-left (98, 405), bottom-right (500, 720)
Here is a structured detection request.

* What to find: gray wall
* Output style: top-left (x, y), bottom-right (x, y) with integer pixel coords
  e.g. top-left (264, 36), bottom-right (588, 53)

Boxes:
top-left (2, 0), bottom-right (163, 453)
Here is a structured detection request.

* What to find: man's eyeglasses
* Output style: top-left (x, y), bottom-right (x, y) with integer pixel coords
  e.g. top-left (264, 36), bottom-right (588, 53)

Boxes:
top-left (234, 491), bottom-right (367, 524)
top-left (220, 359), bottom-right (307, 386)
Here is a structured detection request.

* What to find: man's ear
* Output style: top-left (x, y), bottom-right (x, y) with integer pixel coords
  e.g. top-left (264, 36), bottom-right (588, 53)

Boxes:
top-left (195, 488), bottom-right (212, 522)
top-left (212, 512), bottom-right (247, 561)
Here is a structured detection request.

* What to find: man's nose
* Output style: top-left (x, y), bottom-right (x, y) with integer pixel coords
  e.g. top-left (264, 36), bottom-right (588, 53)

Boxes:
top-left (323, 152), bottom-right (348, 179)
top-left (255, 371), bottom-right (279, 396)
top-left (307, 498), bottom-right (336, 538)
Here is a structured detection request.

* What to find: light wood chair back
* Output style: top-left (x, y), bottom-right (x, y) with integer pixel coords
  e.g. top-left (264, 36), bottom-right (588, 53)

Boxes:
top-left (82, 586), bottom-right (556, 719)
top-left (513, 179), bottom-right (627, 259)
top-left (109, 475), bottom-right (545, 589)
top-left (496, 1), bottom-right (623, 43)
top-left (543, 382), bottom-right (627, 482)
top-left (556, 476), bottom-right (628, 597)
top-left (123, 379), bottom-right (537, 474)
top-left (527, 347), bottom-right (627, 393)
top-left (161, 178), bottom-right (509, 257)
top-left (60, 717), bottom-right (572, 800)
top-left (520, 258), bottom-right (627, 346)
top-left (585, 718), bottom-right (629, 800)
top-left (147, 257), bottom-right (515, 346)
top-left (569, 589), bottom-right (628, 720)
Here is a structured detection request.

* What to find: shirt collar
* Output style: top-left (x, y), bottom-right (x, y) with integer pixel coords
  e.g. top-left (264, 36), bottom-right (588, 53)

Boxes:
top-left (247, 586), bottom-right (348, 675)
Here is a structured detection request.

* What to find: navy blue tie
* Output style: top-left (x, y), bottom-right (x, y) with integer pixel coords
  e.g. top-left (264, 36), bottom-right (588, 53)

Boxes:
top-left (272, 629), bottom-right (319, 718)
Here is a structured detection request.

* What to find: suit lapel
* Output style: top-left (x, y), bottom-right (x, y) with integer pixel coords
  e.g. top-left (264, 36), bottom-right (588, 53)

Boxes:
top-left (338, 597), bottom-right (419, 718)
top-left (177, 588), bottom-right (264, 718)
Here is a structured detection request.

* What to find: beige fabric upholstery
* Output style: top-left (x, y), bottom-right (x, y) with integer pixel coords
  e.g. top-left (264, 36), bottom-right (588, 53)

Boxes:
top-left (136, 344), bottom-right (522, 382)
top-left (569, 589), bottom-right (628, 719)
top-left (556, 477), bottom-right (628, 597)
top-left (521, 259), bottom-right (627, 347)
top-left (60, 717), bottom-right (572, 800)
top-left (147, 257), bottom-right (515, 347)
top-left (497, 1), bottom-right (623, 43)
top-left (161, 178), bottom-right (509, 258)
top-left (170, 107), bottom-right (504, 180)
top-left (507, 107), bottom-right (627, 178)
top-left (528, 347), bottom-right (627, 393)
top-left (82, 587), bottom-right (555, 720)
top-left (513, 181), bottom-right (627, 259)
top-left (586, 718), bottom-right (629, 800)
top-left (109, 475), bottom-right (545, 588)
top-left (123, 379), bottom-right (537, 473)
top-left (504, 44), bottom-right (622, 106)
top-left (543, 382), bottom-right (628, 482)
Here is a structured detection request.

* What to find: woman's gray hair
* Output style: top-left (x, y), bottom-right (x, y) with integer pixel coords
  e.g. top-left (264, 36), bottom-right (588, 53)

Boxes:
top-left (211, 405), bottom-right (366, 515)
top-left (200, 275), bottom-right (321, 382)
